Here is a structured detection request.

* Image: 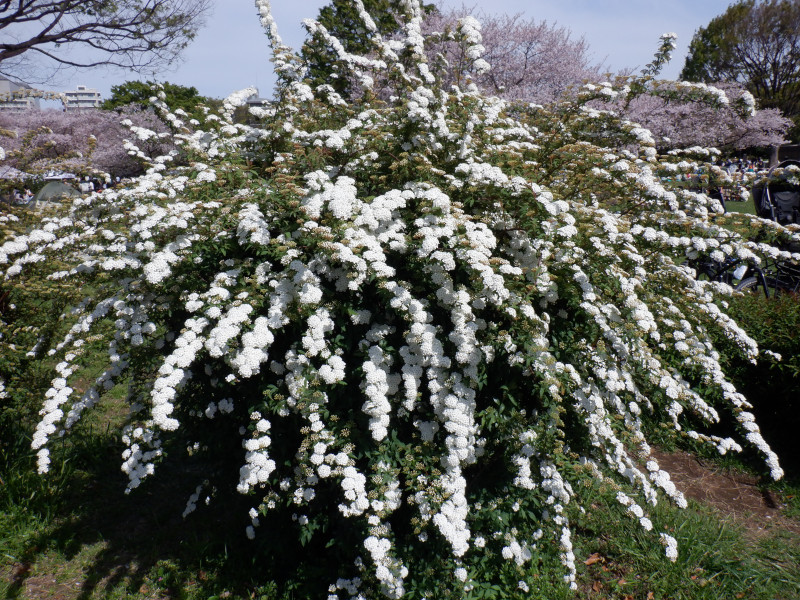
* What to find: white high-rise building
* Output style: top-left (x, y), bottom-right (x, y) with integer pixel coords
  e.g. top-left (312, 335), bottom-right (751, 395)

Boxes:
top-left (63, 85), bottom-right (101, 110)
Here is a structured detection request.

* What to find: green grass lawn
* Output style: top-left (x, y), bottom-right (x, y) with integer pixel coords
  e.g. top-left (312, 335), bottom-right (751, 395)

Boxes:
top-left (725, 198), bottom-right (757, 215)
top-left (2, 387), bottom-right (799, 600)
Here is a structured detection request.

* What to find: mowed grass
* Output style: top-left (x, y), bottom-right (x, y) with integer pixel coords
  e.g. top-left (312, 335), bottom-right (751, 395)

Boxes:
top-left (724, 198), bottom-right (757, 215)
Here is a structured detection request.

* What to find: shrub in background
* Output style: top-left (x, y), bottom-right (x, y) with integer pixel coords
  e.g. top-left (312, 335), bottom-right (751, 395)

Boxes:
top-left (2, 1), bottom-right (800, 597)
top-left (720, 291), bottom-right (800, 475)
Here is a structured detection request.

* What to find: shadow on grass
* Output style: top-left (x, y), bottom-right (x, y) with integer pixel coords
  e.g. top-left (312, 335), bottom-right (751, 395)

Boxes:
top-left (1, 432), bottom-right (301, 600)
top-left (3, 355), bottom-right (800, 600)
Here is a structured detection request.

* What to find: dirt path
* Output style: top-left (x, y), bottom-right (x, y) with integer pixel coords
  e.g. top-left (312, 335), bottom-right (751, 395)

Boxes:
top-left (651, 448), bottom-right (800, 538)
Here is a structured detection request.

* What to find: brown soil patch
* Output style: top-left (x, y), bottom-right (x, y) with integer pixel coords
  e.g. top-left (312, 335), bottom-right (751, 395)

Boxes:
top-left (5, 563), bottom-right (82, 600)
top-left (651, 448), bottom-right (800, 538)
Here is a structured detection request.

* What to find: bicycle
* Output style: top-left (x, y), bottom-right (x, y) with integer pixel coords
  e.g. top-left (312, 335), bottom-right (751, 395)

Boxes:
top-left (684, 254), bottom-right (752, 287)
top-left (735, 258), bottom-right (800, 298)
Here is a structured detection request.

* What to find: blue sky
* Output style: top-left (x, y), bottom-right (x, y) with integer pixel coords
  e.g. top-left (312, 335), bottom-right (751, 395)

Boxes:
top-left (41, 0), bottom-right (736, 101)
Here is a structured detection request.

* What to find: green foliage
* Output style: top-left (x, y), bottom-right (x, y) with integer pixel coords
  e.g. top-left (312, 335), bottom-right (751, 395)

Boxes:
top-left (301, 0), bottom-right (437, 98)
top-left (680, 1), bottom-right (751, 83)
top-left (101, 80), bottom-right (217, 120)
top-left (720, 291), bottom-right (800, 474)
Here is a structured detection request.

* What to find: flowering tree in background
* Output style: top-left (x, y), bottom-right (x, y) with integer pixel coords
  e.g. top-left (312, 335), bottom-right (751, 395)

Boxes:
top-left (0, 107), bottom-right (178, 178)
top-left (681, 0), bottom-right (800, 142)
top-left (1, 1), bottom-right (798, 598)
top-left (602, 81), bottom-right (791, 151)
top-left (422, 10), bottom-right (788, 152)
top-left (423, 8), bottom-right (602, 105)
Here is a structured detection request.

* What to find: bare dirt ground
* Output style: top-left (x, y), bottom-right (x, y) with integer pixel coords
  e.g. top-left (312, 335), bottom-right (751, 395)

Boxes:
top-left (651, 448), bottom-right (800, 539)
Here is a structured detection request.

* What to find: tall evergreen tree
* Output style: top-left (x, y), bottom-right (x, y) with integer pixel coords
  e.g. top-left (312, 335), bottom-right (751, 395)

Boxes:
top-left (301, 0), bottom-right (436, 98)
top-left (101, 80), bottom-right (215, 121)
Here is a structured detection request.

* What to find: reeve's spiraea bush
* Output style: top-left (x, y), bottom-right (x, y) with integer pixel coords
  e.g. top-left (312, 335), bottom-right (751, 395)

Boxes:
top-left (2, 1), bottom-right (800, 597)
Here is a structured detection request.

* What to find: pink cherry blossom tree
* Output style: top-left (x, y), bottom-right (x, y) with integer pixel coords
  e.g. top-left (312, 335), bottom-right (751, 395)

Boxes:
top-left (605, 81), bottom-right (791, 151)
top-left (423, 7), bottom-right (603, 104)
top-left (421, 11), bottom-right (789, 152)
top-left (0, 107), bottom-right (175, 178)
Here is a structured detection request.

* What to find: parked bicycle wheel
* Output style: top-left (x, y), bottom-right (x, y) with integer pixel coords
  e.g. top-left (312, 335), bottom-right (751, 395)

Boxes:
top-left (735, 276), bottom-right (767, 297)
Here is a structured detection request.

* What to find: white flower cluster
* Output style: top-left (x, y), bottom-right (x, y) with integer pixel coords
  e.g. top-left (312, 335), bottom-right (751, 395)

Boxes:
top-left (361, 344), bottom-right (397, 441)
top-left (238, 417), bottom-right (276, 493)
top-left (739, 90), bottom-right (757, 116)
top-left (660, 532), bottom-right (679, 561)
top-left (501, 538), bottom-right (534, 565)
top-left (668, 80), bottom-right (730, 106)
top-left (31, 359), bottom-right (76, 473)
top-left (456, 16), bottom-right (490, 75)
top-left (364, 535), bottom-right (408, 599)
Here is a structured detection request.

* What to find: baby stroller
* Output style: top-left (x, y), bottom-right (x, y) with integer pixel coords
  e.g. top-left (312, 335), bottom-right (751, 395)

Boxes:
top-left (752, 159), bottom-right (800, 225)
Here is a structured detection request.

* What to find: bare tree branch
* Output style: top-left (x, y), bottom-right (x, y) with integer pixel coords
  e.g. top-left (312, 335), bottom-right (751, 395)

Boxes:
top-left (0, 0), bottom-right (212, 83)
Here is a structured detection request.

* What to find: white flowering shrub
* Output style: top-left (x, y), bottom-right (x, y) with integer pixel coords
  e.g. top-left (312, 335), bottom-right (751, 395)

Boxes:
top-left (2, 1), bottom-right (799, 597)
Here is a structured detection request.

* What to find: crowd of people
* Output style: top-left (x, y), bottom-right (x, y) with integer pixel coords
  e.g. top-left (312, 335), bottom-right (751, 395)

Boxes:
top-left (2, 174), bottom-right (127, 205)
top-left (7, 188), bottom-right (34, 203)
top-left (721, 157), bottom-right (767, 176)
top-left (77, 175), bottom-right (123, 193)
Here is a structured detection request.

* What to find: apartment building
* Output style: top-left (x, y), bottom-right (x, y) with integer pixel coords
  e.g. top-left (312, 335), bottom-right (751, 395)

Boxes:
top-left (0, 77), bottom-right (40, 110)
top-left (63, 85), bottom-right (102, 110)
